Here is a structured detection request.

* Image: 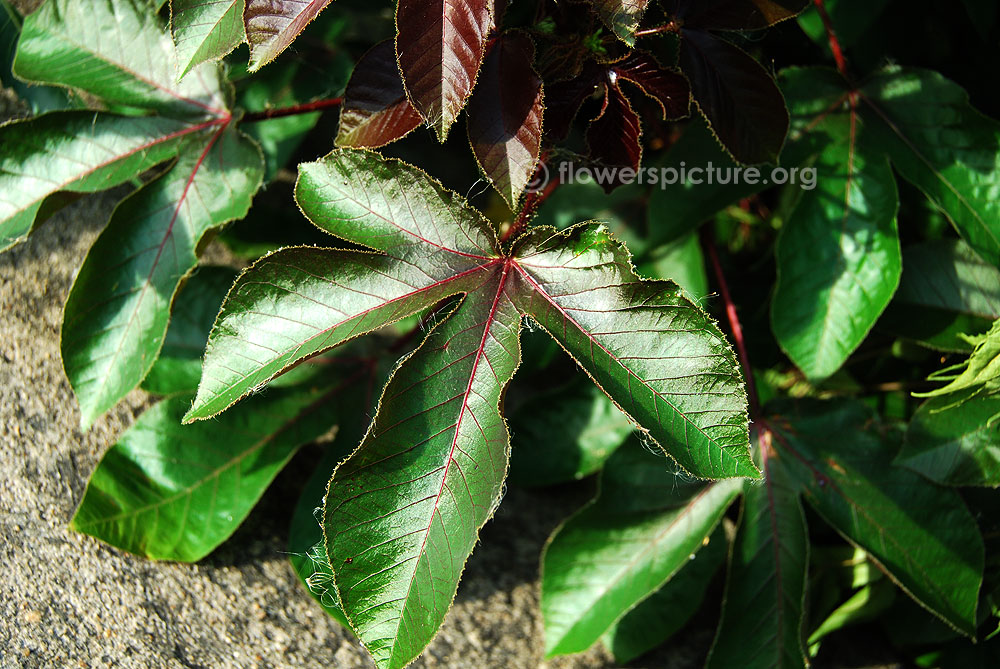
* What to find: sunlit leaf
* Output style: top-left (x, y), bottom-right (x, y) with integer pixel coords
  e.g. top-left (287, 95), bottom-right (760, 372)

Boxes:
top-left (171, 0), bottom-right (245, 78)
top-left (62, 125), bottom-right (263, 428)
top-left (395, 0), bottom-right (494, 140)
top-left (541, 443), bottom-right (742, 656)
top-left (244, 0), bottom-right (334, 71)
top-left (611, 51), bottom-right (690, 120)
top-left (591, 0), bottom-right (650, 46)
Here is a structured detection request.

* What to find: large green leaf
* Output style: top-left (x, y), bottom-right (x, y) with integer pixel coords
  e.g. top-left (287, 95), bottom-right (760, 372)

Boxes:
top-left (71, 380), bottom-right (345, 561)
top-left (142, 266), bottom-right (239, 396)
top-left (896, 396), bottom-right (1000, 488)
top-left (510, 224), bottom-right (756, 479)
top-left (601, 526), bottom-right (727, 664)
top-left (0, 0), bottom-right (72, 112)
top-left (0, 112), bottom-right (196, 251)
top-left (185, 150), bottom-right (501, 422)
top-left (324, 273), bottom-right (521, 669)
top-left (772, 67), bottom-right (901, 380)
top-left (62, 125), bottom-right (263, 429)
top-left (14, 0), bottom-right (227, 117)
top-left (771, 399), bottom-right (984, 635)
top-left (880, 240), bottom-right (1000, 352)
top-left (860, 67), bottom-right (1000, 266)
top-left (171, 0), bottom-right (246, 78)
top-left (541, 443), bottom-right (742, 656)
top-left (707, 448), bottom-right (809, 669)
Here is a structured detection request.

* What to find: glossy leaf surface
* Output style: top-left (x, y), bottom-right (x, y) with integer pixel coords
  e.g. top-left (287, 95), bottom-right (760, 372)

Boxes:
top-left (0, 112), bottom-right (190, 251)
top-left (244, 0), bottom-right (334, 71)
top-left (772, 68), bottom-right (900, 380)
top-left (62, 126), bottom-right (263, 428)
top-left (395, 0), bottom-right (493, 140)
top-left (611, 51), bottom-right (690, 121)
top-left (708, 451), bottom-right (809, 668)
top-left (72, 382), bottom-right (343, 561)
top-left (510, 224), bottom-right (756, 479)
top-left (324, 275), bottom-right (521, 669)
top-left (336, 40), bottom-right (423, 149)
top-left (14, 0), bottom-right (226, 117)
top-left (896, 396), bottom-right (1000, 488)
top-left (466, 32), bottom-right (544, 208)
top-left (679, 29), bottom-right (789, 164)
top-left (541, 444), bottom-right (742, 656)
top-left (0, 0), bottom-right (72, 112)
top-left (861, 67), bottom-right (1000, 265)
top-left (185, 150), bottom-right (500, 422)
top-left (602, 527), bottom-right (726, 663)
top-left (171, 0), bottom-right (246, 78)
top-left (772, 399), bottom-right (984, 635)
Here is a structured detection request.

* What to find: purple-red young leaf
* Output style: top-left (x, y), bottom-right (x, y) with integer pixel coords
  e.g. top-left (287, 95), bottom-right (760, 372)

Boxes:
top-left (396, 0), bottom-right (494, 141)
top-left (591, 0), bottom-right (651, 45)
top-left (543, 60), bottom-right (605, 141)
top-left (666, 0), bottom-right (810, 30)
top-left (611, 52), bottom-right (690, 120)
top-left (587, 82), bottom-right (642, 193)
top-left (336, 40), bottom-right (423, 148)
top-left (244, 0), bottom-right (334, 71)
top-left (466, 32), bottom-right (544, 208)
top-left (680, 29), bottom-right (788, 164)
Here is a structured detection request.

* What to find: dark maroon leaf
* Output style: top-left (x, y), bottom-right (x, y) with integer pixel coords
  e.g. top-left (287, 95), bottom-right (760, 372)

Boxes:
top-left (466, 33), bottom-right (544, 208)
top-left (591, 0), bottom-right (651, 45)
top-left (396, 0), bottom-right (494, 141)
top-left (587, 82), bottom-right (642, 193)
top-left (544, 60), bottom-right (605, 141)
top-left (611, 52), bottom-right (690, 120)
top-left (244, 0), bottom-right (334, 71)
top-left (679, 29), bottom-right (788, 164)
top-left (666, 0), bottom-right (810, 30)
top-left (336, 40), bottom-right (423, 148)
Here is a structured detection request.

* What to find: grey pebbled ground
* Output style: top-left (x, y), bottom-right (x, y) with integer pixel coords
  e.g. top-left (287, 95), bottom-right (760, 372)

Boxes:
top-left (0, 91), bottom-right (710, 668)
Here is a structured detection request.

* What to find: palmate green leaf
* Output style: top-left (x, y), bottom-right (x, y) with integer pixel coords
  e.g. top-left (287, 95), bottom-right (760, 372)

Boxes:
top-left (14, 0), bottom-right (227, 117)
top-left (170, 0), bottom-right (246, 78)
top-left (62, 125), bottom-right (263, 429)
top-left (773, 67), bottom-right (901, 380)
top-left (191, 148), bottom-right (753, 668)
top-left (324, 272), bottom-right (521, 669)
top-left (142, 266), bottom-right (239, 396)
top-left (0, 112), bottom-right (198, 251)
top-left (541, 443), bottom-right (742, 657)
top-left (510, 225), bottom-right (757, 479)
top-left (707, 448), bottom-right (809, 669)
top-left (0, 0), bottom-right (72, 113)
top-left (860, 67), bottom-right (1000, 266)
top-left (71, 379), bottom-right (346, 561)
top-left (184, 150), bottom-right (502, 422)
top-left (880, 240), bottom-right (1000, 352)
top-left (771, 399), bottom-right (984, 635)
top-left (896, 396), bottom-right (1000, 488)
top-left (601, 526), bottom-right (727, 663)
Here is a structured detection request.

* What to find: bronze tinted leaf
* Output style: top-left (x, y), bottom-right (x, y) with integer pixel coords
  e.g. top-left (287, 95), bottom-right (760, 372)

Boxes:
top-left (587, 82), bottom-right (642, 193)
top-left (591, 0), bottom-right (651, 45)
top-left (244, 0), bottom-right (334, 71)
top-left (396, 0), bottom-right (494, 141)
top-left (679, 29), bottom-right (788, 163)
top-left (611, 52), bottom-right (690, 120)
top-left (337, 40), bottom-right (423, 148)
top-left (466, 32), bottom-right (544, 208)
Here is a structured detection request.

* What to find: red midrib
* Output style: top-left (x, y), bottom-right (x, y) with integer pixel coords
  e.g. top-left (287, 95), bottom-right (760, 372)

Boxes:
top-left (390, 260), bottom-right (511, 659)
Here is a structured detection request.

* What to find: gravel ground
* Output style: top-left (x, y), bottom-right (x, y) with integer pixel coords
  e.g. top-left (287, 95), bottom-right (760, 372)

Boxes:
top-left (0, 93), bottom-right (710, 668)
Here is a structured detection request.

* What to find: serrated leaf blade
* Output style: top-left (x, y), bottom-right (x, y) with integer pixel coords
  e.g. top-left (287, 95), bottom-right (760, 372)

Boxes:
top-left (171, 0), bottom-right (246, 78)
top-left (244, 0), bottom-right (334, 71)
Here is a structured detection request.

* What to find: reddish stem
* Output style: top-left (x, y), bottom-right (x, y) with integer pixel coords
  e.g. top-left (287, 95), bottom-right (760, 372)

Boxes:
top-left (241, 97), bottom-right (343, 123)
top-left (702, 229), bottom-right (760, 418)
top-left (812, 0), bottom-right (849, 79)
top-left (502, 155), bottom-right (558, 243)
top-left (635, 21), bottom-right (682, 38)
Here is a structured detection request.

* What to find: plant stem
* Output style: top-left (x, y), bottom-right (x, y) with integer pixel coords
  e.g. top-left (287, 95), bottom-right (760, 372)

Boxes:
top-left (241, 97), bottom-right (343, 123)
top-left (502, 155), bottom-right (558, 243)
top-left (812, 0), bottom-right (849, 79)
top-left (702, 228), bottom-right (760, 418)
top-left (635, 21), bottom-right (682, 38)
